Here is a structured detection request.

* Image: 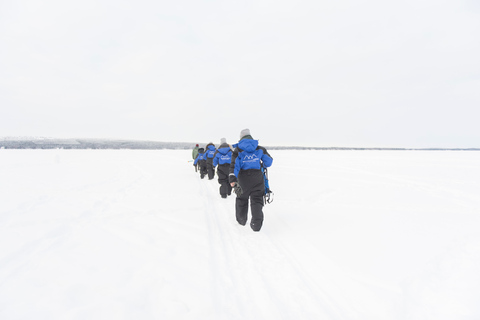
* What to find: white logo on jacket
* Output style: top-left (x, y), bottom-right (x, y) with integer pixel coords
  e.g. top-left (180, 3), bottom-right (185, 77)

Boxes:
top-left (220, 155), bottom-right (231, 161)
top-left (243, 153), bottom-right (259, 163)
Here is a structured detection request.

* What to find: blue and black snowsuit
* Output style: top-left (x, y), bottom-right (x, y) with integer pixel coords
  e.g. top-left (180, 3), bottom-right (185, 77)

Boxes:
top-left (193, 148), bottom-right (207, 179)
top-left (213, 143), bottom-right (233, 198)
top-left (229, 136), bottom-right (273, 231)
top-left (205, 143), bottom-right (217, 180)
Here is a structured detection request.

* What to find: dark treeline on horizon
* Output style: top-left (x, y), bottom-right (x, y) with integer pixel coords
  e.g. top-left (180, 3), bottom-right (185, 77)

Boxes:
top-left (0, 138), bottom-right (478, 151)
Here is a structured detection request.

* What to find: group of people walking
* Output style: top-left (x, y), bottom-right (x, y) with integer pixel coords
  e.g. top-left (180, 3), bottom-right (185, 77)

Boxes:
top-left (192, 129), bottom-right (273, 232)
top-left (193, 138), bottom-right (233, 197)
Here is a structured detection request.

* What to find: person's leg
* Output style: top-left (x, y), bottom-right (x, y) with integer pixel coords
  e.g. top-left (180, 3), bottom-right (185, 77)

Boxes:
top-left (217, 170), bottom-right (228, 198)
top-left (220, 181), bottom-right (229, 198)
top-left (207, 164), bottom-right (215, 179)
top-left (247, 172), bottom-right (265, 231)
top-left (250, 188), bottom-right (264, 231)
top-left (235, 196), bottom-right (248, 225)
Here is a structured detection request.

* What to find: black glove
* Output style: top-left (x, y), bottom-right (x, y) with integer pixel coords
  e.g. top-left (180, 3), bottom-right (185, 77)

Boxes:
top-left (233, 182), bottom-right (243, 196)
top-left (229, 174), bottom-right (237, 184)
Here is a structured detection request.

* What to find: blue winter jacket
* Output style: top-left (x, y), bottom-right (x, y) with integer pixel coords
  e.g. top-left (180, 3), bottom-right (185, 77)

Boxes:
top-left (213, 147), bottom-right (232, 167)
top-left (205, 144), bottom-right (216, 160)
top-left (231, 139), bottom-right (273, 178)
top-left (194, 152), bottom-right (206, 165)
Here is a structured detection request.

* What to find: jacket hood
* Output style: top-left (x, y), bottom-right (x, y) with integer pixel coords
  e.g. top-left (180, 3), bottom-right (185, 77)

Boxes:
top-left (217, 146), bottom-right (231, 155)
top-left (238, 138), bottom-right (258, 152)
top-left (206, 144), bottom-right (216, 151)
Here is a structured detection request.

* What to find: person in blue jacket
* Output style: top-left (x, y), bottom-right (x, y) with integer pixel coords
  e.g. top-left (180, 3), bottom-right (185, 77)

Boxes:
top-left (229, 129), bottom-right (273, 232)
top-left (205, 142), bottom-right (217, 180)
top-left (213, 138), bottom-right (233, 198)
top-left (193, 147), bottom-right (207, 179)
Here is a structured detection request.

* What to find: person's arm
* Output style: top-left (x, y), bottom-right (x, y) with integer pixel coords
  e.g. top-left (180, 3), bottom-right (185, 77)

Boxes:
top-left (229, 148), bottom-right (239, 186)
top-left (260, 147), bottom-right (273, 167)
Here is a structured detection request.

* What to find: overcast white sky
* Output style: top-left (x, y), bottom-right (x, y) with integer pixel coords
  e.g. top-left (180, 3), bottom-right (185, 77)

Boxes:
top-left (1, 0), bottom-right (479, 147)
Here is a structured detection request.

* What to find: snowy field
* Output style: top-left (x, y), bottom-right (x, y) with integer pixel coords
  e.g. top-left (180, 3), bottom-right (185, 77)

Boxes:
top-left (1, 149), bottom-right (480, 320)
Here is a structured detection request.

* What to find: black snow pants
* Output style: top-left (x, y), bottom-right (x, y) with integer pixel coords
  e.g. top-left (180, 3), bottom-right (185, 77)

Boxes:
top-left (198, 160), bottom-right (207, 179)
top-left (236, 169), bottom-right (265, 231)
top-left (217, 164), bottom-right (232, 198)
top-left (206, 159), bottom-right (215, 180)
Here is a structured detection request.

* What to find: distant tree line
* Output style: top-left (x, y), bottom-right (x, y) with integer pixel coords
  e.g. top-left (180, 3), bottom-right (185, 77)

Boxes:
top-left (0, 139), bottom-right (196, 150)
top-left (1, 138), bottom-right (479, 151)
top-left (266, 146), bottom-right (480, 151)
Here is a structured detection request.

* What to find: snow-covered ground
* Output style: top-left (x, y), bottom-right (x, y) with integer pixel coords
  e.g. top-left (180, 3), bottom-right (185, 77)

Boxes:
top-left (1, 149), bottom-right (480, 320)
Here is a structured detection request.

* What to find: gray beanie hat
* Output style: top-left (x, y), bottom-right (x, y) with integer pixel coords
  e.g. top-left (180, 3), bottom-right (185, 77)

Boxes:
top-left (220, 138), bottom-right (226, 144)
top-left (240, 128), bottom-right (250, 139)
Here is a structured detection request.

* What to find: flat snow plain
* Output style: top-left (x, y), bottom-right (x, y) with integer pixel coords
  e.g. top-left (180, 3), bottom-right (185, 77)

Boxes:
top-left (1, 149), bottom-right (480, 320)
